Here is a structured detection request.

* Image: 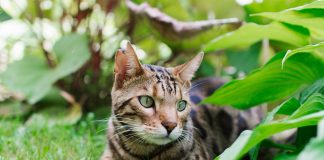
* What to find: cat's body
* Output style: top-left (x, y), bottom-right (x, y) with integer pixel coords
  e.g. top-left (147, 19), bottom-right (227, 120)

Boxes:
top-left (102, 43), bottom-right (263, 160)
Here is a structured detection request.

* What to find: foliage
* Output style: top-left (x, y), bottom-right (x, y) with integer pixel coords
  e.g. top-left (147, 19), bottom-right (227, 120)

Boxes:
top-left (201, 0), bottom-right (324, 159)
top-left (1, 34), bottom-right (90, 104)
top-left (254, 0), bottom-right (324, 40)
top-left (0, 0), bottom-right (324, 159)
top-left (204, 22), bottom-right (310, 52)
top-left (203, 52), bottom-right (324, 108)
top-left (216, 94), bottom-right (324, 159)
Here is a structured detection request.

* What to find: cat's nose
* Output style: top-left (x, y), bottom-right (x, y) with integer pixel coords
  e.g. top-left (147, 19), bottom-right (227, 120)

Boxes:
top-left (161, 121), bottom-right (177, 134)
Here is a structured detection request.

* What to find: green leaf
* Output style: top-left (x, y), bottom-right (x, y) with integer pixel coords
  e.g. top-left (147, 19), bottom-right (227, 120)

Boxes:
top-left (276, 98), bottom-right (301, 116)
top-left (262, 97), bottom-right (300, 123)
top-left (0, 34), bottom-right (90, 104)
top-left (290, 94), bottom-right (324, 119)
top-left (243, 0), bottom-right (315, 24)
top-left (226, 43), bottom-right (261, 73)
top-left (292, 0), bottom-right (324, 10)
top-left (204, 22), bottom-right (309, 52)
top-left (0, 55), bottom-right (54, 104)
top-left (202, 52), bottom-right (324, 109)
top-left (263, 98), bottom-right (300, 123)
top-left (295, 126), bottom-right (317, 151)
top-left (300, 78), bottom-right (324, 103)
top-left (0, 8), bottom-right (11, 22)
top-left (216, 94), bottom-right (324, 160)
top-left (254, 0), bottom-right (324, 40)
top-left (52, 34), bottom-right (91, 78)
top-left (282, 42), bottom-right (324, 66)
top-left (248, 97), bottom-right (299, 160)
top-left (274, 153), bottom-right (298, 160)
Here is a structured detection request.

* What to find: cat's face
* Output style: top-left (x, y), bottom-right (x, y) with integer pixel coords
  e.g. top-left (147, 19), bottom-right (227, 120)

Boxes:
top-left (111, 42), bottom-right (203, 145)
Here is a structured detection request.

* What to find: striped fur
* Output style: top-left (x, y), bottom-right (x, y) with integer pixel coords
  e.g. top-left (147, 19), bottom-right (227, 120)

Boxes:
top-left (102, 44), bottom-right (263, 160)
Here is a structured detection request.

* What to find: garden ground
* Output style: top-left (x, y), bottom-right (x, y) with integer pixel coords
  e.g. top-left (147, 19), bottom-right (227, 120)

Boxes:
top-left (0, 114), bottom-right (107, 160)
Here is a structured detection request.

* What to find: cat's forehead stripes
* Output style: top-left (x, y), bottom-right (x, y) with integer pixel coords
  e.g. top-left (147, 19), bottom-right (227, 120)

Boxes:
top-left (144, 64), bottom-right (178, 95)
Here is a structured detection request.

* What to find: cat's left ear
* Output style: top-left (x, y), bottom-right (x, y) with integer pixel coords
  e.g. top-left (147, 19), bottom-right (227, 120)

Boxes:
top-left (114, 42), bottom-right (144, 88)
top-left (173, 52), bottom-right (204, 82)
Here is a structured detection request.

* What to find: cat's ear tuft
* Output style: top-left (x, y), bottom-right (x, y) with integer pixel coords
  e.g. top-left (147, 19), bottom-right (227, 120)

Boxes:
top-left (114, 41), bottom-right (144, 87)
top-left (173, 52), bottom-right (204, 82)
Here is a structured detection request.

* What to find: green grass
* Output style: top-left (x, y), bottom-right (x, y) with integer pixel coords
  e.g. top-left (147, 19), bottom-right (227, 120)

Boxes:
top-left (0, 114), bottom-right (107, 160)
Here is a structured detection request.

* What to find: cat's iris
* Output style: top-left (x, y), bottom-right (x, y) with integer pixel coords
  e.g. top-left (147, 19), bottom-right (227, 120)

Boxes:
top-left (139, 96), bottom-right (154, 108)
top-left (177, 100), bottom-right (187, 111)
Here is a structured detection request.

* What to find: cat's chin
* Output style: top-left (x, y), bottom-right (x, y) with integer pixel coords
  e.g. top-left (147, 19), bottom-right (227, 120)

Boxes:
top-left (144, 136), bottom-right (174, 145)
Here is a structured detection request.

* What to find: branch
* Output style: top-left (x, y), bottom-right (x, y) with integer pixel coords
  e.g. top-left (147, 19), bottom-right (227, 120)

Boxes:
top-left (126, 0), bottom-right (242, 40)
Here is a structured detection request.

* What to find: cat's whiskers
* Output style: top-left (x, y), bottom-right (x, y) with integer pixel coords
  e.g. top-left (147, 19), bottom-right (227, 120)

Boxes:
top-left (109, 121), bottom-right (160, 143)
top-left (121, 130), bottom-right (148, 147)
top-left (189, 80), bottom-right (209, 92)
top-left (181, 80), bottom-right (209, 95)
top-left (109, 125), bottom-right (145, 140)
top-left (96, 119), bottom-right (146, 134)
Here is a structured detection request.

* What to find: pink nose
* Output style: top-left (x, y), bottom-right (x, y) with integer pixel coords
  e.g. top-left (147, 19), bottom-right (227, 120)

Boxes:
top-left (161, 121), bottom-right (177, 134)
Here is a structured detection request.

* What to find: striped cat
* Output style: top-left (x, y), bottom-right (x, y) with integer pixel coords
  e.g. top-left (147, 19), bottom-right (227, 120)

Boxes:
top-left (101, 42), bottom-right (263, 160)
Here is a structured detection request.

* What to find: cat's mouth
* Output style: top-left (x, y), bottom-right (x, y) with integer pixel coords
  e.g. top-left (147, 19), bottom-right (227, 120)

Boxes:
top-left (138, 130), bottom-right (184, 145)
top-left (144, 136), bottom-right (174, 145)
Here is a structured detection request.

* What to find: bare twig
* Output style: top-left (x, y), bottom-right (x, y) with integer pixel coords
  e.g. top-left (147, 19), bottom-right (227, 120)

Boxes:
top-left (126, 0), bottom-right (242, 39)
top-left (60, 90), bottom-right (76, 104)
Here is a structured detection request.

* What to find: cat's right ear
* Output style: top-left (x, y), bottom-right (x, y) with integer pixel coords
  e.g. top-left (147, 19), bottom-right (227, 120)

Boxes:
top-left (114, 42), bottom-right (144, 88)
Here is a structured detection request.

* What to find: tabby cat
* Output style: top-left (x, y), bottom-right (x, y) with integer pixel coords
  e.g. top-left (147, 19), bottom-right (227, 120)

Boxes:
top-left (101, 42), bottom-right (263, 160)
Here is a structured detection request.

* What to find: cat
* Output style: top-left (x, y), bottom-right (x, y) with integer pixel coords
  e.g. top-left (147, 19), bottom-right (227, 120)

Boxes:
top-left (101, 42), bottom-right (263, 160)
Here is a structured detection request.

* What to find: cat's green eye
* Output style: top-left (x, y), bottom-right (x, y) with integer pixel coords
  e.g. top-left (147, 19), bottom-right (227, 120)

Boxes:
top-left (177, 100), bottom-right (187, 111)
top-left (139, 96), bottom-right (154, 108)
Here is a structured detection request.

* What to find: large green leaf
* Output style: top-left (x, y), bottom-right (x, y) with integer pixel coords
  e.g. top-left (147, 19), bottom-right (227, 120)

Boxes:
top-left (254, 0), bottom-right (324, 40)
top-left (203, 22), bottom-right (309, 52)
top-left (243, 0), bottom-right (315, 23)
top-left (282, 42), bottom-right (324, 66)
top-left (0, 55), bottom-right (54, 104)
top-left (202, 52), bottom-right (324, 109)
top-left (216, 94), bottom-right (324, 160)
top-left (226, 43), bottom-right (261, 73)
top-left (0, 34), bottom-right (90, 104)
top-left (52, 34), bottom-right (91, 78)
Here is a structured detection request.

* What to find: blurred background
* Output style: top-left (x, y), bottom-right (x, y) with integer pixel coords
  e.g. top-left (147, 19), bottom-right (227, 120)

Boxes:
top-left (0, 0), bottom-right (321, 158)
top-left (0, 0), bottom-right (315, 121)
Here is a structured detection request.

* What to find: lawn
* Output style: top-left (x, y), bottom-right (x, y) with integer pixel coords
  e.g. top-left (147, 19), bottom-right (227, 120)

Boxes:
top-left (0, 114), bottom-right (107, 160)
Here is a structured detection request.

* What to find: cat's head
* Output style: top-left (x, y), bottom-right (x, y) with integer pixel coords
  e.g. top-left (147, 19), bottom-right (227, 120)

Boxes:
top-left (111, 42), bottom-right (203, 145)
